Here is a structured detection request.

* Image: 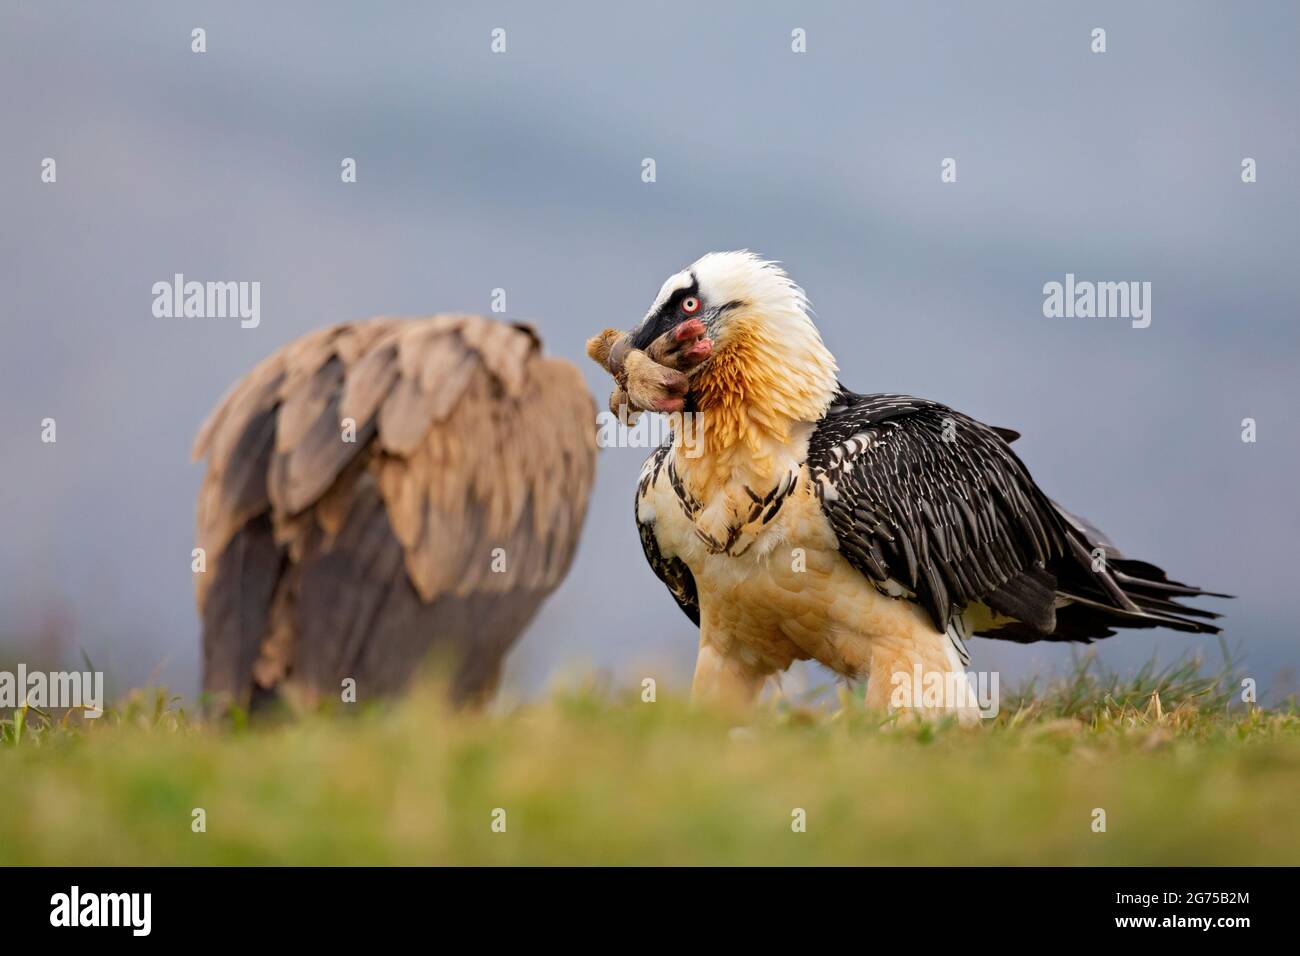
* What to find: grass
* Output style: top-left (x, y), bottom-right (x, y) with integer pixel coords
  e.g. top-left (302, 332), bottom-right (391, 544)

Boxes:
top-left (2, 651), bottom-right (1298, 865)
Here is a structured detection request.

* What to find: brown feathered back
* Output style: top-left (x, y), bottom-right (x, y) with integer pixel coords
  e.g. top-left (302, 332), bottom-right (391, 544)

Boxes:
top-left (192, 315), bottom-right (596, 710)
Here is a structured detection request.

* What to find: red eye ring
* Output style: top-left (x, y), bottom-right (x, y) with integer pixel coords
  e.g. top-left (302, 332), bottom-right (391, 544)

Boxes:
top-left (681, 296), bottom-right (700, 315)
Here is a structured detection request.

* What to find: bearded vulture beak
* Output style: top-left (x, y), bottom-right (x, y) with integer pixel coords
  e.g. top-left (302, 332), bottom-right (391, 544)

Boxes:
top-left (192, 315), bottom-right (597, 714)
top-left (619, 251), bottom-right (1228, 720)
top-left (586, 318), bottom-right (713, 416)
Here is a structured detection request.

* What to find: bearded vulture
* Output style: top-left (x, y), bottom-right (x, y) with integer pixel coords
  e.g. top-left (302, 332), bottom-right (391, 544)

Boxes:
top-left (625, 252), bottom-right (1224, 719)
top-left (192, 315), bottom-right (596, 712)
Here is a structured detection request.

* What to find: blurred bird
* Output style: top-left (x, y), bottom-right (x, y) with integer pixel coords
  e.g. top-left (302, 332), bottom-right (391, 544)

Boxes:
top-left (192, 315), bottom-right (596, 713)
top-left (612, 252), bottom-right (1226, 720)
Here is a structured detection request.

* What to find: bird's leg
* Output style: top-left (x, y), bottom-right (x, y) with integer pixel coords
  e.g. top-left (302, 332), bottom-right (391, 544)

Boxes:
top-left (863, 635), bottom-right (982, 727)
top-left (586, 320), bottom-right (713, 415)
top-left (622, 350), bottom-right (690, 413)
top-left (690, 633), bottom-right (770, 715)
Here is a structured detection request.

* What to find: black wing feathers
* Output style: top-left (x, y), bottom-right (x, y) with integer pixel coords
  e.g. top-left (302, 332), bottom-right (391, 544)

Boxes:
top-left (810, 390), bottom-right (1223, 642)
top-left (809, 391), bottom-right (1067, 635)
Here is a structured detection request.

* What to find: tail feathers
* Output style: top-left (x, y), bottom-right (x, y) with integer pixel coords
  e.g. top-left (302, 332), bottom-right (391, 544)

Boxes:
top-left (979, 583), bottom-right (1223, 644)
top-left (978, 501), bottom-right (1229, 644)
top-left (1108, 557), bottom-right (1233, 600)
top-left (1057, 589), bottom-right (1222, 636)
top-left (1051, 503), bottom-right (1229, 639)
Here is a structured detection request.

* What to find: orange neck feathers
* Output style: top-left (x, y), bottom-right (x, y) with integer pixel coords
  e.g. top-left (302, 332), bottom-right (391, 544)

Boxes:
top-left (687, 314), bottom-right (838, 484)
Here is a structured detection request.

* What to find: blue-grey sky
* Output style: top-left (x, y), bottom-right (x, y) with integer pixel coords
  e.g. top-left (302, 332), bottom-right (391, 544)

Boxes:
top-left (2, 1), bottom-right (1297, 703)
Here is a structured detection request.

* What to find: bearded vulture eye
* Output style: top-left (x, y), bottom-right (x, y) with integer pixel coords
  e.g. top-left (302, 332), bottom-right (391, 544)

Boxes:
top-left (680, 296), bottom-right (700, 315)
